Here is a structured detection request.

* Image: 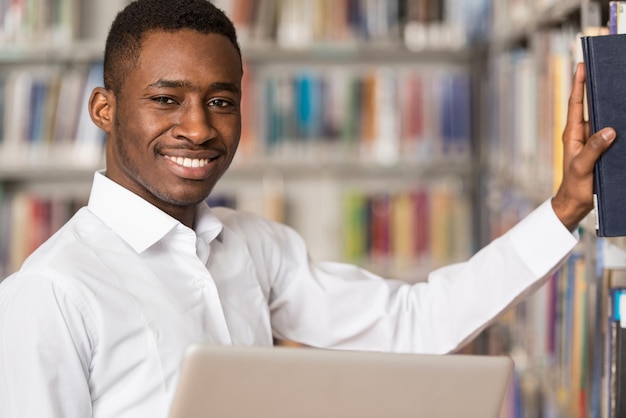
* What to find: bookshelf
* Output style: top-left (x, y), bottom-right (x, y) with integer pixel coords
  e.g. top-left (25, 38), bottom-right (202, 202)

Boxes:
top-left (0, 0), bottom-right (483, 282)
top-left (479, 1), bottom-right (626, 417)
top-left (5, 0), bottom-right (626, 417)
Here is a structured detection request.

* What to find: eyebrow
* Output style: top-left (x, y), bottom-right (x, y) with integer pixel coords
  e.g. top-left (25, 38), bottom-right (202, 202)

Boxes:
top-left (146, 79), bottom-right (240, 94)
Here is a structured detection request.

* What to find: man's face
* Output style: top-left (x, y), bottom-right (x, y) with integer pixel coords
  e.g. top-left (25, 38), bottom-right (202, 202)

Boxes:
top-left (104, 29), bottom-right (242, 218)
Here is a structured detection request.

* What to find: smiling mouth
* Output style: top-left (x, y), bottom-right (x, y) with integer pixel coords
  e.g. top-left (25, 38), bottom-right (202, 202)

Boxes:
top-left (164, 155), bottom-right (216, 168)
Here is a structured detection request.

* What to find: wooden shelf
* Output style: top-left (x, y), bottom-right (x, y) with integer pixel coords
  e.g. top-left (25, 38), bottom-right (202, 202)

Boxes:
top-left (0, 157), bottom-right (474, 183)
top-left (241, 42), bottom-right (473, 65)
top-left (0, 40), bottom-right (105, 64)
top-left (0, 40), bottom-right (473, 66)
top-left (490, 0), bottom-right (585, 50)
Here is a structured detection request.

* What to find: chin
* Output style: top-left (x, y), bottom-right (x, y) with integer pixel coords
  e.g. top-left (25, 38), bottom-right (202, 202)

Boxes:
top-left (169, 195), bottom-right (209, 208)
top-left (151, 188), bottom-right (210, 208)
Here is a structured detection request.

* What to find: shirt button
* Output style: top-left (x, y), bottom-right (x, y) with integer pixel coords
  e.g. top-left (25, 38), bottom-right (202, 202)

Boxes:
top-left (193, 278), bottom-right (208, 289)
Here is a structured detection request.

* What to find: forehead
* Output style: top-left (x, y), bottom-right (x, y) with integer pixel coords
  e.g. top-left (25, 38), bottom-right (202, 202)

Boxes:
top-left (134, 29), bottom-right (242, 84)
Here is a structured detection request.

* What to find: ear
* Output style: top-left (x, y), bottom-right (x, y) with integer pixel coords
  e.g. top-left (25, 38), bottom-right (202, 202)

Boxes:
top-left (88, 87), bottom-right (115, 133)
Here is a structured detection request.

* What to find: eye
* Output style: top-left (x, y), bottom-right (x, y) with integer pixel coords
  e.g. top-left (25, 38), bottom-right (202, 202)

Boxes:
top-left (208, 98), bottom-right (233, 108)
top-left (152, 96), bottom-right (177, 105)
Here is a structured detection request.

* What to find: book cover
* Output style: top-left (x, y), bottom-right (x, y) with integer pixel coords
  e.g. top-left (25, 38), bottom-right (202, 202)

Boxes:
top-left (610, 1), bottom-right (618, 34)
top-left (581, 33), bottom-right (626, 236)
top-left (440, 72), bottom-right (471, 159)
top-left (604, 269), bottom-right (626, 418)
top-left (371, 68), bottom-right (400, 165)
top-left (28, 78), bottom-right (48, 144)
top-left (411, 188), bottom-right (430, 261)
top-left (0, 185), bottom-right (7, 278)
top-left (74, 62), bottom-right (106, 163)
top-left (53, 67), bottom-right (87, 146)
top-left (609, 2), bottom-right (626, 34)
top-left (8, 192), bottom-right (30, 274)
top-left (613, 289), bottom-right (626, 417)
top-left (3, 71), bottom-right (33, 151)
top-left (0, 74), bottom-right (4, 148)
top-left (551, 46), bottom-right (571, 194)
top-left (342, 190), bottom-right (367, 264)
top-left (570, 256), bottom-right (588, 415)
top-left (369, 192), bottom-right (391, 263)
top-left (391, 191), bottom-right (413, 269)
top-left (400, 71), bottom-right (424, 157)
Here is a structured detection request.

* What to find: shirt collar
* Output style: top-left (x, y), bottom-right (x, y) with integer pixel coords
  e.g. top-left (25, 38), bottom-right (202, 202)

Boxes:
top-left (87, 171), bottom-right (223, 253)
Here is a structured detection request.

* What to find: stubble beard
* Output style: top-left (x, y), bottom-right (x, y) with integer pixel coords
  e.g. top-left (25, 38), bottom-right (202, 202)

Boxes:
top-left (112, 124), bottom-right (209, 209)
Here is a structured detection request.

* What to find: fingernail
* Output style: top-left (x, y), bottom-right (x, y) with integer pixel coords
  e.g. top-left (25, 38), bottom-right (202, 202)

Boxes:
top-left (602, 129), bottom-right (616, 141)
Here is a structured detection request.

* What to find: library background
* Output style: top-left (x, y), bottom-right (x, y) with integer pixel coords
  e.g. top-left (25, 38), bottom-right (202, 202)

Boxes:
top-left (1, 0), bottom-right (626, 417)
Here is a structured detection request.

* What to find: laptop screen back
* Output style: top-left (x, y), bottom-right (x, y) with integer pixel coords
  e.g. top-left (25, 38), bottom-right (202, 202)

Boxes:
top-left (168, 344), bottom-right (513, 418)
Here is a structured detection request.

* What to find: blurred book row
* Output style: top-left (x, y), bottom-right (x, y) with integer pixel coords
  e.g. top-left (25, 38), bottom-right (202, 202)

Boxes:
top-left (0, 61), bottom-right (473, 169)
top-left (0, 62), bottom-right (105, 166)
top-left (0, 0), bottom-right (78, 45)
top-left (0, 180), bottom-right (472, 281)
top-left (241, 64), bottom-right (472, 165)
top-left (484, 28), bottom-right (576, 201)
top-left (340, 182), bottom-right (472, 280)
top-left (0, 187), bottom-right (86, 277)
top-left (1, 0), bottom-right (492, 51)
top-left (3, 0), bottom-right (584, 53)
top-left (214, 0), bottom-right (491, 50)
top-left (493, 243), bottom-right (592, 417)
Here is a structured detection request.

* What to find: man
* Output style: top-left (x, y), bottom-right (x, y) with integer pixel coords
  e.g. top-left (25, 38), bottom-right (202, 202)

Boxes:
top-left (0, 0), bottom-right (616, 417)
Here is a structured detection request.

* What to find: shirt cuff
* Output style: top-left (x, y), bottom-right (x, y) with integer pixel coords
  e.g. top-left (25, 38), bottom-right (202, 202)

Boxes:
top-left (507, 198), bottom-right (579, 278)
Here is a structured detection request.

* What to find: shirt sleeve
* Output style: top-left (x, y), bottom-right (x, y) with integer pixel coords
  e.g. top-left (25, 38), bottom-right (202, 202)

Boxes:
top-left (267, 198), bottom-right (578, 354)
top-left (0, 272), bottom-right (93, 418)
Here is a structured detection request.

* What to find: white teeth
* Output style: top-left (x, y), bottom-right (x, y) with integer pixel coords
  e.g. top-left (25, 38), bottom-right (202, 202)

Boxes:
top-left (166, 155), bottom-right (210, 168)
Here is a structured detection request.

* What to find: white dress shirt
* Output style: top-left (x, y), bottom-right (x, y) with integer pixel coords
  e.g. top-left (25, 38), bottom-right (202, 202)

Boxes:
top-left (0, 171), bottom-right (577, 418)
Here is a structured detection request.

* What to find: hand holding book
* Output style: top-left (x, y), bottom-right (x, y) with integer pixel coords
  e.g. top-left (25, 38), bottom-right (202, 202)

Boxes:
top-left (579, 32), bottom-right (626, 236)
top-left (551, 62), bottom-right (616, 232)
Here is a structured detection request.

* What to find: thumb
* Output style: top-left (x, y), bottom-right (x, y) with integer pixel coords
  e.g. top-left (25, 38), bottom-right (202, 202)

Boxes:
top-left (581, 128), bottom-right (616, 167)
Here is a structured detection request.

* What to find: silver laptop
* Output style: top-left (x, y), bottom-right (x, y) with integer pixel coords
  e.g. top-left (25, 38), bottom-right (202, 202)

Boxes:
top-left (168, 344), bottom-right (513, 418)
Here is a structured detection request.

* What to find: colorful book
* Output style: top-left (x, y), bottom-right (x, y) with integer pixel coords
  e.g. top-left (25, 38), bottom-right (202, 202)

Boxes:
top-left (609, 1), bottom-right (626, 34)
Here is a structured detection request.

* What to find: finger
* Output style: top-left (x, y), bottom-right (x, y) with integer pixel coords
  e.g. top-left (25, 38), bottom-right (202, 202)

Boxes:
top-left (576, 127), bottom-right (616, 169)
top-left (565, 62), bottom-right (586, 128)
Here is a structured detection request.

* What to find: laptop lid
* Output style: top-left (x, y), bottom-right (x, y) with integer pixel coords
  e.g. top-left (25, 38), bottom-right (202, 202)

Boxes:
top-left (168, 344), bottom-right (514, 418)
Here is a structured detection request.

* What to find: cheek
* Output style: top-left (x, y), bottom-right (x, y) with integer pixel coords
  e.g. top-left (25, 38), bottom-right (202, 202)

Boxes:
top-left (115, 107), bottom-right (166, 150)
top-left (218, 114), bottom-right (242, 144)
top-left (111, 117), bottom-right (155, 172)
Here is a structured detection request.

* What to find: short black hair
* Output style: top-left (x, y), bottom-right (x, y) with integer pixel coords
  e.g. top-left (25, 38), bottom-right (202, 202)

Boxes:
top-left (104, 0), bottom-right (241, 94)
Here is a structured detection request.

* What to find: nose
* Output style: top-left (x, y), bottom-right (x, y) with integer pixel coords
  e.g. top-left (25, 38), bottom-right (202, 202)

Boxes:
top-left (172, 101), bottom-right (216, 144)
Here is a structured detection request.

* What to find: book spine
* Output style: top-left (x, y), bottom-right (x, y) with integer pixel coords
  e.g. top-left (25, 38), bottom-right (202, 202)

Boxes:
top-left (610, 2), bottom-right (618, 34)
top-left (0, 184), bottom-right (7, 278)
top-left (618, 2), bottom-right (626, 34)
top-left (580, 36), bottom-right (603, 236)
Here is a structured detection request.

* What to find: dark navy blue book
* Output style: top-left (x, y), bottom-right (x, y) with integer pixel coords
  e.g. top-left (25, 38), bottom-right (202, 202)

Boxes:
top-left (582, 33), bottom-right (626, 237)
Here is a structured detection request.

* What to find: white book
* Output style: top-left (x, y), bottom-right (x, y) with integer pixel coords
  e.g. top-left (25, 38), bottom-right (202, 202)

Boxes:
top-left (53, 67), bottom-right (88, 146)
top-left (74, 62), bottom-right (105, 166)
top-left (2, 71), bottom-right (33, 155)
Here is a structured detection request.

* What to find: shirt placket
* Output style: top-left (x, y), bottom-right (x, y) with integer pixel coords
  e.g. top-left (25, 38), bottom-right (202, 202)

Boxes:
top-left (178, 227), bottom-right (232, 345)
